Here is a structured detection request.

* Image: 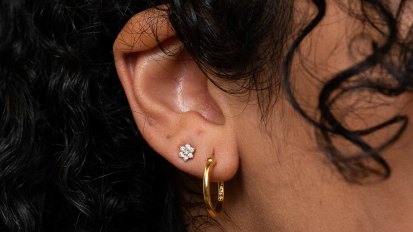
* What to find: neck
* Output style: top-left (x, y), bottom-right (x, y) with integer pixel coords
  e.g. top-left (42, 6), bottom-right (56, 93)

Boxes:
top-left (179, 95), bottom-right (413, 232)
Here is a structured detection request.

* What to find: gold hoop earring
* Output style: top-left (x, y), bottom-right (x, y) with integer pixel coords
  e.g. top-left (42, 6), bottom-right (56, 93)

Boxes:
top-left (203, 157), bottom-right (224, 217)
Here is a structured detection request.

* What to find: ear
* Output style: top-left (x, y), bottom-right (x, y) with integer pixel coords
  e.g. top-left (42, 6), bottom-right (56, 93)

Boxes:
top-left (113, 7), bottom-right (239, 181)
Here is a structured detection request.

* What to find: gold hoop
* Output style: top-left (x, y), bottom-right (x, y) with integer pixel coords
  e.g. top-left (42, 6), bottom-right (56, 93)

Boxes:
top-left (203, 157), bottom-right (224, 217)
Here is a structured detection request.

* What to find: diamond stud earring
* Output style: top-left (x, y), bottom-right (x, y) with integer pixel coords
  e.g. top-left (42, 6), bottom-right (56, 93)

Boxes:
top-left (179, 143), bottom-right (195, 161)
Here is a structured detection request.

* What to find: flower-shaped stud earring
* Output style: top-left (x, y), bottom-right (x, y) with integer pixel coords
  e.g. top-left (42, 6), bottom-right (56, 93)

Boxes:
top-left (179, 143), bottom-right (195, 161)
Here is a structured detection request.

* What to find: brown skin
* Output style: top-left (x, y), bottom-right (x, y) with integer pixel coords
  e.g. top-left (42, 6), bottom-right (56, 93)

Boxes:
top-left (113, 1), bottom-right (413, 231)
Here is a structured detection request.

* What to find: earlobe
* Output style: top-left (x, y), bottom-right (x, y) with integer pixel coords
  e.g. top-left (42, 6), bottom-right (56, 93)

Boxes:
top-left (113, 7), bottom-right (239, 182)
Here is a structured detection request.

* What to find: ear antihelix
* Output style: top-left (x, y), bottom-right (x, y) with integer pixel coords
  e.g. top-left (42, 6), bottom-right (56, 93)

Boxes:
top-left (130, 38), bottom-right (225, 125)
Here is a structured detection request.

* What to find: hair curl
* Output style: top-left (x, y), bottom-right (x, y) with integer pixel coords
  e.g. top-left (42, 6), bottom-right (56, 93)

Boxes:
top-left (1, 0), bottom-right (412, 231)
top-left (167, 0), bottom-right (413, 182)
top-left (1, 0), bottom-right (182, 231)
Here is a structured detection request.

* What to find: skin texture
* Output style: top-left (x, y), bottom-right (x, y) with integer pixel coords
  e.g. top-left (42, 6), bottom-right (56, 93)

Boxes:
top-left (114, 1), bottom-right (413, 231)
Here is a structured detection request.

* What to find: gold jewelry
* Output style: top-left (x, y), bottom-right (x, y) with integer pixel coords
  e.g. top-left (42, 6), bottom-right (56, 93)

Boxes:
top-left (203, 157), bottom-right (224, 217)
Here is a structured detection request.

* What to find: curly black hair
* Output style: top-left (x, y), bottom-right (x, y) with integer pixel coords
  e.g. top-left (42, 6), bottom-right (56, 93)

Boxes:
top-left (0, 0), bottom-right (412, 231)
top-left (0, 0), bottom-right (181, 231)
top-left (167, 0), bottom-right (412, 182)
